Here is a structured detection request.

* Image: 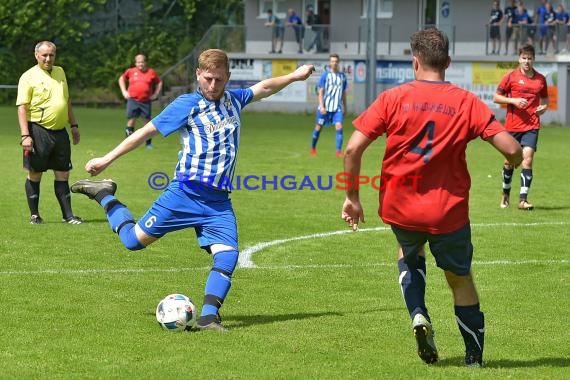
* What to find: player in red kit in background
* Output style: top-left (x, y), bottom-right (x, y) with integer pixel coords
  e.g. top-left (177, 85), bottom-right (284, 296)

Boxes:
top-left (341, 28), bottom-right (522, 367)
top-left (118, 54), bottom-right (162, 149)
top-left (493, 44), bottom-right (548, 211)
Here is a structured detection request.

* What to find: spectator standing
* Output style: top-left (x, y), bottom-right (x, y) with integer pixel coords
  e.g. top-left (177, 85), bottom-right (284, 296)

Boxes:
top-left (489, 1), bottom-right (504, 54)
top-left (504, 0), bottom-right (518, 55)
top-left (305, 5), bottom-right (323, 53)
top-left (16, 41), bottom-right (82, 225)
top-left (544, 2), bottom-right (558, 54)
top-left (556, 3), bottom-right (570, 53)
top-left (265, 9), bottom-right (284, 54)
top-left (286, 8), bottom-right (304, 54)
top-left (535, 0), bottom-right (548, 54)
top-left (118, 54), bottom-right (163, 149)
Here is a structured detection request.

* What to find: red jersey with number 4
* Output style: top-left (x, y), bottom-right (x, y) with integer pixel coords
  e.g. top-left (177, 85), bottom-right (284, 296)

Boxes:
top-left (353, 80), bottom-right (505, 234)
top-left (122, 67), bottom-right (161, 102)
top-left (496, 69), bottom-right (548, 132)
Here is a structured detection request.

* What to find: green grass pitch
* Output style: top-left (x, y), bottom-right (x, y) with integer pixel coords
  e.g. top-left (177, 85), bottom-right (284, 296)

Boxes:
top-left (0, 106), bottom-right (569, 379)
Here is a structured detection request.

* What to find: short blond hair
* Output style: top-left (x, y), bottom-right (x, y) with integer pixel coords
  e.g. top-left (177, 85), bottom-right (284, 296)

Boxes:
top-left (198, 49), bottom-right (229, 72)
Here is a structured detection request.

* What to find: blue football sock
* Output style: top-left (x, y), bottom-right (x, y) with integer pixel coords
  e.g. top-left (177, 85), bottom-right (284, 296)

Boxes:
top-left (502, 166), bottom-right (514, 195)
top-left (335, 128), bottom-right (343, 151)
top-left (101, 195), bottom-right (144, 251)
top-left (520, 169), bottom-right (533, 200)
top-left (455, 304), bottom-right (485, 355)
top-left (398, 257), bottom-right (429, 321)
top-left (201, 249), bottom-right (239, 317)
top-left (311, 128), bottom-right (321, 149)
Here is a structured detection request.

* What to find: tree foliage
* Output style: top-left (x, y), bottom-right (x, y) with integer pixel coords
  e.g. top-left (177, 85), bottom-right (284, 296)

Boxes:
top-left (0, 0), bottom-right (243, 104)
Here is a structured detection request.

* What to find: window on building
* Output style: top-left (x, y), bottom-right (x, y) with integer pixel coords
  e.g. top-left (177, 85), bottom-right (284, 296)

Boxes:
top-left (259, 0), bottom-right (286, 19)
top-left (361, 0), bottom-right (394, 19)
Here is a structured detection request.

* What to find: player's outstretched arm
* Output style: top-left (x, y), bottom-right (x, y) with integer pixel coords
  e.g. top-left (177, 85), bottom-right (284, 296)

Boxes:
top-left (250, 64), bottom-right (315, 102)
top-left (86, 122), bottom-right (159, 176)
top-left (486, 130), bottom-right (523, 167)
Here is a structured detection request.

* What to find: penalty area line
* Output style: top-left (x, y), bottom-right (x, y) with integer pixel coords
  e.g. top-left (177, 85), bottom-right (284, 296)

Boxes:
top-left (238, 221), bottom-right (570, 269)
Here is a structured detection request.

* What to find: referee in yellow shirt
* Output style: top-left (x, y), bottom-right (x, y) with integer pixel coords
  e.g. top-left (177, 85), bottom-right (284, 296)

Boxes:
top-left (17, 41), bottom-right (82, 224)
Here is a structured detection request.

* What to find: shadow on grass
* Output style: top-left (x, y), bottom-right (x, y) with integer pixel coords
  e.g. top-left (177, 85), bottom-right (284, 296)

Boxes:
top-left (437, 356), bottom-right (570, 368)
top-left (226, 311), bottom-right (343, 328)
top-left (533, 206), bottom-right (570, 211)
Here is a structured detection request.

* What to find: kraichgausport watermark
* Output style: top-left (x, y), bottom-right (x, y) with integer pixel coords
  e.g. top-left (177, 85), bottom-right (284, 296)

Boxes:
top-left (147, 172), bottom-right (422, 191)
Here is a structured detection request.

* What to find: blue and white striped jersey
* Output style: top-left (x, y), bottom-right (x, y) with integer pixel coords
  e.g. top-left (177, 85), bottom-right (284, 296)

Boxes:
top-left (318, 70), bottom-right (347, 113)
top-left (152, 88), bottom-right (254, 191)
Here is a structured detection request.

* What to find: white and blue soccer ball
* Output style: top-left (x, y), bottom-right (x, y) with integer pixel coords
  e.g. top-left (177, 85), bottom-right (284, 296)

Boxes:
top-left (155, 294), bottom-right (196, 332)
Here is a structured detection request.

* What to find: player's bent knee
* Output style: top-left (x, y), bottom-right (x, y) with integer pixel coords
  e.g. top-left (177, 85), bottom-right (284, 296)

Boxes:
top-left (118, 222), bottom-right (146, 251)
top-left (212, 249), bottom-right (239, 275)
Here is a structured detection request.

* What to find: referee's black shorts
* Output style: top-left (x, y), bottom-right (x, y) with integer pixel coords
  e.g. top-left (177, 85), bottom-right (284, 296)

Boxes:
top-left (24, 122), bottom-right (73, 172)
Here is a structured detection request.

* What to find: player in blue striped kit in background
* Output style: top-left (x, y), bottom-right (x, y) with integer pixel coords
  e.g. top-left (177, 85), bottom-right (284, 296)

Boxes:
top-left (310, 53), bottom-right (348, 158)
top-left (71, 49), bottom-right (315, 332)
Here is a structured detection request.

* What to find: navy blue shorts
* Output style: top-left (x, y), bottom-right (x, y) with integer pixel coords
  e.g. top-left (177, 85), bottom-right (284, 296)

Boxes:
top-left (391, 223), bottom-right (473, 276)
top-left (137, 180), bottom-right (238, 251)
top-left (126, 98), bottom-right (152, 120)
top-left (510, 130), bottom-right (539, 151)
top-left (24, 122), bottom-right (72, 172)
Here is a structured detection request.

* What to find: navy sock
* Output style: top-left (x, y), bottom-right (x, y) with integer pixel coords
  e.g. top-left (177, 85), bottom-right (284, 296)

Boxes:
top-left (54, 180), bottom-right (73, 219)
top-left (335, 128), bottom-right (343, 152)
top-left (311, 128), bottom-right (321, 149)
top-left (502, 166), bottom-right (514, 195)
top-left (520, 169), bottom-right (533, 200)
top-left (398, 256), bottom-right (429, 321)
top-left (25, 179), bottom-right (40, 216)
top-left (455, 304), bottom-right (485, 356)
top-left (201, 249), bottom-right (239, 317)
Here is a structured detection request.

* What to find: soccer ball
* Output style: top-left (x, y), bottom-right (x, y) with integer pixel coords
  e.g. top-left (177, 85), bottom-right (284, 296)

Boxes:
top-left (155, 294), bottom-right (196, 331)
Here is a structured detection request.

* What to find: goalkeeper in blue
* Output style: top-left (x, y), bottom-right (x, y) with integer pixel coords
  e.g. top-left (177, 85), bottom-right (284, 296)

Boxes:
top-left (71, 49), bottom-right (315, 332)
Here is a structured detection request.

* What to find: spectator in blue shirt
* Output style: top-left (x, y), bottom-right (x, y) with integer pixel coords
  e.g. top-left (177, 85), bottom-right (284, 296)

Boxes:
top-left (556, 3), bottom-right (570, 53)
top-left (286, 8), bottom-right (304, 53)
top-left (535, 0), bottom-right (548, 54)
top-left (544, 2), bottom-right (558, 54)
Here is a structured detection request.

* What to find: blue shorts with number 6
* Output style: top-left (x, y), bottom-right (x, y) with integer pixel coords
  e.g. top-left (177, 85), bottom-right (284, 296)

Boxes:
top-left (137, 180), bottom-right (238, 251)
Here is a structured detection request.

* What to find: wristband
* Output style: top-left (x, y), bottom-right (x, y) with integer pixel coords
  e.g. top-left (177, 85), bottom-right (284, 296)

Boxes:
top-left (71, 124), bottom-right (79, 129)
top-left (20, 135), bottom-right (31, 145)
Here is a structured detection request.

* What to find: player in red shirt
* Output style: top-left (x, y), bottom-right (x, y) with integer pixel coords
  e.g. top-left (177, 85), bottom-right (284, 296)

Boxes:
top-left (118, 54), bottom-right (163, 149)
top-left (493, 44), bottom-right (548, 210)
top-left (341, 28), bottom-right (522, 367)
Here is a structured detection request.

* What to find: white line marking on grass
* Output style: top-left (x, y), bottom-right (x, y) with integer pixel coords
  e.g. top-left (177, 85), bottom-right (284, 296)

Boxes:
top-left (239, 226), bottom-right (391, 268)
top-left (238, 221), bottom-right (570, 268)
top-left (1, 259), bottom-right (568, 277)
top-left (1, 222), bottom-right (568, 277)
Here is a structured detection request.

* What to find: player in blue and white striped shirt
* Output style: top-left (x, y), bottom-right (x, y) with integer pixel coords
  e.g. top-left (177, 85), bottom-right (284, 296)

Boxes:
top-left (310, 54), bottom-right (348, 157)
top-left (71, 49), bottom-right (315, 332)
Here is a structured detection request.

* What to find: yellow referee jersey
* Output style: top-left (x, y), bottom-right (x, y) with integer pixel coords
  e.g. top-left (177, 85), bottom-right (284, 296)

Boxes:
top-left (16, 65), bottom-right (70, 130)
